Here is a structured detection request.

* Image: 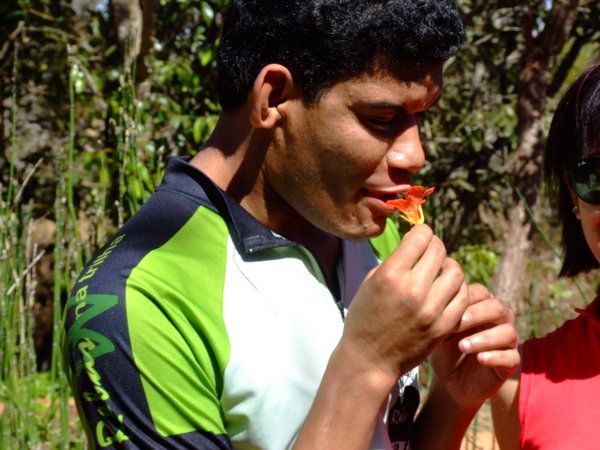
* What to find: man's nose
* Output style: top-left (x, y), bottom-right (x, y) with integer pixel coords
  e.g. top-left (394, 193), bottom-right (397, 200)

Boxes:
top-left (386, 121), bottom-right (425, 172)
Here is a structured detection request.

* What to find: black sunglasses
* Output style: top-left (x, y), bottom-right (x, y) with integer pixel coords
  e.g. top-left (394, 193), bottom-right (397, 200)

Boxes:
top-left (571, 156), bottom-right (600, 204)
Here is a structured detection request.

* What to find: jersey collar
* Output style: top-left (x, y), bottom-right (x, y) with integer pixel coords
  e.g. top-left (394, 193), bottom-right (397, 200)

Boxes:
top-left (160, 156), bottom-right (295, 255)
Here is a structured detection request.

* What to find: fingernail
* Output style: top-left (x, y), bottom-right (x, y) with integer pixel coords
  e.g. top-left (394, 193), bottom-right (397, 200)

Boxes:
top-left (479, 352), bottom-right (491, 362)
top-left (460, 339), bottom-right (471, 352)
top-left (461, 312), bottom-right (472, 323)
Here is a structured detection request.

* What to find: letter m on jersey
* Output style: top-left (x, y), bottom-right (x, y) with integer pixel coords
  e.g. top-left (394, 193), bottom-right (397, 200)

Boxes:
top-left (65, 294), bottom-right (118, 377)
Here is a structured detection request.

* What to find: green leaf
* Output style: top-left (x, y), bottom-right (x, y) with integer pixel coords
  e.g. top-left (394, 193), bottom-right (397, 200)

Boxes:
top-left (200, 49), bottom-right (213, 67)
top-left (201, 2), bottom-right (215, 23)
top-left (193, 118), bottom-right (205, 144)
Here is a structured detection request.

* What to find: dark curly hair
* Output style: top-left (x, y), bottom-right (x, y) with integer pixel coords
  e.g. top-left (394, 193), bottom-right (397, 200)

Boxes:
top-left (543, 63), bottom-right (600, 277)
top-left (216, 0), bottom-right (465, 111)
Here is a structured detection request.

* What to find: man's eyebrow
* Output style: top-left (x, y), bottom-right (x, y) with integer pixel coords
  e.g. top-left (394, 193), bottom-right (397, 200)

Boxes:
top-left (356, 96), bottom-right (442, 112)
top-left (355, 101), bottom-right (407, 112)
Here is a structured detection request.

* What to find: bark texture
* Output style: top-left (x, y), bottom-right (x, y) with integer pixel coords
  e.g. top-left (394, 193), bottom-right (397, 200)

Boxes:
top-left (109, 0), bottom-right (155, 81)
top-left (491, 0), bottom-right (581, 311)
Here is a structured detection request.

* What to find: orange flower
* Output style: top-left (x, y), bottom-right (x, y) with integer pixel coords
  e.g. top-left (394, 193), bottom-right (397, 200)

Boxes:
top-left (386, 186), bottom-right (435, 225)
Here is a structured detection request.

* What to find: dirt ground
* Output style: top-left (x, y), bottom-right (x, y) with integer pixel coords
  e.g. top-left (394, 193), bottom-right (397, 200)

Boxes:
top-left (461, 430), bottom-right (498, 450)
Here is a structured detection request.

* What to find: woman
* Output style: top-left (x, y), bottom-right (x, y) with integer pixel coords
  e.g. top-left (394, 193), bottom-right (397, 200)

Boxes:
top-left (492, 63), bottom-right (600, 449)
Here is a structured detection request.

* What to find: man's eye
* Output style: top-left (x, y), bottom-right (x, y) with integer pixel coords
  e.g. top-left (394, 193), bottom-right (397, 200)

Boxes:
top-left (361, 111), bottom-right (421, 137)
top-left (367, 117), bottom-right (394, 128)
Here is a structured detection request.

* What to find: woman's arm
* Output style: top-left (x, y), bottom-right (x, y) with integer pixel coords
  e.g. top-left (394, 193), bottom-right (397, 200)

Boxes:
top-left (491, 360), bottom-right (521, 450)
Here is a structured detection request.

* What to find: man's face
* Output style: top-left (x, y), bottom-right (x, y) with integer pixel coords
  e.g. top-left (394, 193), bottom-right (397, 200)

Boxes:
top-left (262, 63), bottom-right (444, 240)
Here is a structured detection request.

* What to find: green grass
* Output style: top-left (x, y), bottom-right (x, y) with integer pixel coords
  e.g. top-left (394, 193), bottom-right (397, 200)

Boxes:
top-left (0, 38), bottom-right (172, 447)
top-left (0, 45), bottom-right (82, 450)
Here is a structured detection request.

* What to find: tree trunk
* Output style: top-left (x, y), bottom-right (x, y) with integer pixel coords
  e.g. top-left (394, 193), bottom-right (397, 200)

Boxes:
top-left (491, 0), bottom-right (580, 313)
top-left (108, 0), bottom-right (155, 82)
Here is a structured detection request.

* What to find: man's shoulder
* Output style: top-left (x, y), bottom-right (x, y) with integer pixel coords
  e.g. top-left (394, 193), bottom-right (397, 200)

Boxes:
top-left (75, 189), bottom-right (229, 293)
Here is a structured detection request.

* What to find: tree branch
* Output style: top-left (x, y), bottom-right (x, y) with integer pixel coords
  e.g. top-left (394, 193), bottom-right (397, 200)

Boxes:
top-left (548, 31), bottom-right (592, 98)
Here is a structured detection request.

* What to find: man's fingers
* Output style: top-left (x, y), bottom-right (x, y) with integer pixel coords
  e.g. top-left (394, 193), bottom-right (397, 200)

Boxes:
top-left (436, 281), bottom-right (470, 334)
top-left (382, 224), bottom-right (434, 272)
top-left (409, 235), bottom-right (447, 288)
top-left (457, 297), bottom-right (514, 333)
top-left (392, 258), bottom-right (467, 341)
top-left (467, 283), bottom-right (493, 305)
top-left (476, 350), bottom-right (521, 380)
top-left (458, 323), bottom-right (519, 354)
top-left (429, 257), bottom-right (468, 331)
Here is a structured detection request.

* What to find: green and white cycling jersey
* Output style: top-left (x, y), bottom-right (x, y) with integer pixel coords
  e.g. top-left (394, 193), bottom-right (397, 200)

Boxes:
top-left (64, 156), bottom-right (420, 449)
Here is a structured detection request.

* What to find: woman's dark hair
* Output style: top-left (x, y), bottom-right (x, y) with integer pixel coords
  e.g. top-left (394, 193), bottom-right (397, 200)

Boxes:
top-left (216, 0), bottom-right (464, 111)
top-left (543, 63), bottom-right (600, 277)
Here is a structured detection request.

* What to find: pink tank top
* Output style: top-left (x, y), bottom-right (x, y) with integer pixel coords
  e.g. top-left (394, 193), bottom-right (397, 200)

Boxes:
top-left (519, 296), bottom-right (600, 449)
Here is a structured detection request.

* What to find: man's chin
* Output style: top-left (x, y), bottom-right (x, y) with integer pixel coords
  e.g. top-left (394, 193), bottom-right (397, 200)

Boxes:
top-left (336, 219), bottom-right (387, 241)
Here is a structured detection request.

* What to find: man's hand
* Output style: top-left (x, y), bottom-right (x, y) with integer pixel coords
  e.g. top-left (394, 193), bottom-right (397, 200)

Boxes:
top-left (430, 283), bottom-right (520, 409)
top-left (340, 224), bottom-right (470, 389)
top-left (295, 224), bottom-right (471, 450)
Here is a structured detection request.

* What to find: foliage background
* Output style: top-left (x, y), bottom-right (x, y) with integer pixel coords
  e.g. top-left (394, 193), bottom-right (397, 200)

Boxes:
top-left (1, 0), bottom-right (599, 447)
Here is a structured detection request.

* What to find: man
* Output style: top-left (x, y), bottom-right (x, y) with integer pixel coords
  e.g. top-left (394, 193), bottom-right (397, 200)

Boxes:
top-left (64, 1), bottom-right (519, 449)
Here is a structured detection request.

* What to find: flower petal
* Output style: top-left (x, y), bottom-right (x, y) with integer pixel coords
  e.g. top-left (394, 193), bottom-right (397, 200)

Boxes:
top-left (385, 185), bottom-right (434, 225)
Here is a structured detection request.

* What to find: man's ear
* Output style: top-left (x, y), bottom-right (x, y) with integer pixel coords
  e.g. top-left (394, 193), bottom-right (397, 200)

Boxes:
top-left (250, 64), bottom-right (296, 129)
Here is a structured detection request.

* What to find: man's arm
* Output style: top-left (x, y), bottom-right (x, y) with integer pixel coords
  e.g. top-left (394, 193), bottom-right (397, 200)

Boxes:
top-left (294, 224), bottom-right (470, 449)
top-left (294, 227), bottom-right (520, 449)
top-left (293, 341), bottom-right (399, 449)
top-left (412, 377), bottom-right (480, 449)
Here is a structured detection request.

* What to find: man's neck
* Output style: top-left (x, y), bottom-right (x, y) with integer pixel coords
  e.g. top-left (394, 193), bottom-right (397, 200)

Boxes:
top-left (293, 227), bottom-right (342, 300)
top-left (191, 112), bottom-right (343, 298)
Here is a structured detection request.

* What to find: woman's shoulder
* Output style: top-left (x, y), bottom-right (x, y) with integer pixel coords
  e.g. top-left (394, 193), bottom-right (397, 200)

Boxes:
top-left (522, 294), bottom-right (600, 387)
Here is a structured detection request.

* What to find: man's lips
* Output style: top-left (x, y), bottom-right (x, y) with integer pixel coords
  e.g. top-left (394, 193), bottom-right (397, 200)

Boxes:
top-left (362, 186), bottom-right (413, 210)
top-left (365, 186), bottom-right (413, 200)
